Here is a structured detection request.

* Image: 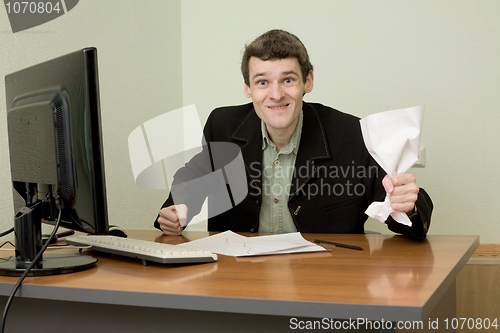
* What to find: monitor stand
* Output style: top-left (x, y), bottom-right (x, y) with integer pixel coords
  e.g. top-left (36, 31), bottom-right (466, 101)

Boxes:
top-left (0, 202), bottom-right (97, 277)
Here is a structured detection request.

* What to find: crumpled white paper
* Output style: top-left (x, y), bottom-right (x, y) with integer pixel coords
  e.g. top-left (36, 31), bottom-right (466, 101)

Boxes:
top-left (360, 105), bottom-right (424, 226)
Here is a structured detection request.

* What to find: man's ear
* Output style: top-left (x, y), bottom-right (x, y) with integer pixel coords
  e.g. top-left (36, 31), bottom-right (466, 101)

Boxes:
top-left (304, 70), bottom-right (314, 94)
top-left (243, 83), bottom-right (251, 98)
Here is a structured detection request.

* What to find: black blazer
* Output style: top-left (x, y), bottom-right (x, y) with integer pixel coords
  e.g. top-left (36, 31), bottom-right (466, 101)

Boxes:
top-left (156, 102), bottom-right (433, 240)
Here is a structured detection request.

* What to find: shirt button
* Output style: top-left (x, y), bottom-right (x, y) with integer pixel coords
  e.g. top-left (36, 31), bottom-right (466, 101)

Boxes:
top-left (250, 227), bottom-right (256, 232)
top-left (273, 198), bottom-right (279, 204)
top-left (274, 160), bottom-right (280, 166)
top-left (254, 199), bottom-right (260, 206)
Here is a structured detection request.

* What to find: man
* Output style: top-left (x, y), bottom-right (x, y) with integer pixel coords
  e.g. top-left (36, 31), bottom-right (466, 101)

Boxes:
top-left (155, 29), bottom-right (432, 239)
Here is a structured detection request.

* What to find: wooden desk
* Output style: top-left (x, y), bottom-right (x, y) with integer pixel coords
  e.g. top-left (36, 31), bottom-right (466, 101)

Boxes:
top-left (0, 231), bottom-right (478, 333)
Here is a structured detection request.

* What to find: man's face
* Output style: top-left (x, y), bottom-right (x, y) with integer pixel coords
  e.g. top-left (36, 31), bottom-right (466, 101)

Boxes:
top-left (244, 57), bottom-right (313, 139)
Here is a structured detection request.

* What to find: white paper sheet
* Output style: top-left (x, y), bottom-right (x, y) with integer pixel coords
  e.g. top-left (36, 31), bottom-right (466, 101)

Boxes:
top-left (360, 105), bottom-right (424, 226)
top-left (181, 231), bottom-right (326, 257)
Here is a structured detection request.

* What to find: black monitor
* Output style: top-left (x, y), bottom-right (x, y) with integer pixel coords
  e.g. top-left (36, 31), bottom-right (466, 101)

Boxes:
top-left (2, 47), bottom-right (108, 276)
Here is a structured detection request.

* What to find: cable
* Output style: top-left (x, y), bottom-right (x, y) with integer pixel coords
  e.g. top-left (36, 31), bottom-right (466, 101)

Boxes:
top-left (0, 209), bottom-right (62, 333)
top-left (0, 242), bottom-right (15, 251)
top-left (0, 228), bottom-right (14, 239)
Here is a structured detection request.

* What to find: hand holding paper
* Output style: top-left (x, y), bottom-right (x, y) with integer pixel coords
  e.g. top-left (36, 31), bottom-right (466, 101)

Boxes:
top-left (360, 105), bottom-right (424, 226)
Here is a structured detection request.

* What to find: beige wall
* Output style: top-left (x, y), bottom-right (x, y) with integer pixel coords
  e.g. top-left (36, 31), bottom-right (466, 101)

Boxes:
top-left (1, 1), bottom-right (499, 243)
top-left (0, 0), bottom-right (182, 235)
top-left (181, 0), bottom-right (500, 242)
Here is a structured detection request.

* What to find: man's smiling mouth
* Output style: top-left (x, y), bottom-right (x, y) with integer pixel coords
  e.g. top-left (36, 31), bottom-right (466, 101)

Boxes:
top-left (268, 104), bottom-right (289, 110)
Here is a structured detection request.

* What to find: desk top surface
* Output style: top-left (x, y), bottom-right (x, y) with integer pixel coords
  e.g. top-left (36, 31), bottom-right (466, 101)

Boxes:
top-left (0, 231), bottom-right (479, 321)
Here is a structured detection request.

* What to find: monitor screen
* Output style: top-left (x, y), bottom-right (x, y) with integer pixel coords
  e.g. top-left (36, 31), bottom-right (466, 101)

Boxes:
top-left (2, 47), bottom-right (108, 276)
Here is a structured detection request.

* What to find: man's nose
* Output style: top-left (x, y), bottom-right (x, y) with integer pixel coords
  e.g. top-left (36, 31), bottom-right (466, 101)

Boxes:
top-left (269, 82), bottom-right (285, 100)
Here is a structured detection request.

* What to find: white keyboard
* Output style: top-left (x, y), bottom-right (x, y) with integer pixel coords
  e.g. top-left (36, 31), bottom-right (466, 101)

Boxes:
top-left (66, 235), bottom-right (217, 265)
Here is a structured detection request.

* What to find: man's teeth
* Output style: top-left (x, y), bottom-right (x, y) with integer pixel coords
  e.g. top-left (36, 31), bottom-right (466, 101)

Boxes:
top-left (270, 105), bottom-right (287, 109)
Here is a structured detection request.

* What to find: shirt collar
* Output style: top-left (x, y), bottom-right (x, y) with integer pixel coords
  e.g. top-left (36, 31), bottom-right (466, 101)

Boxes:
top-left (261, 110), bottom-right (303, 155)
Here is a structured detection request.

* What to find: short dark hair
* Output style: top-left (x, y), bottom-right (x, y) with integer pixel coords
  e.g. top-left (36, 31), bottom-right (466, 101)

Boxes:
top-left (241, 29), bottom-right (314, 86)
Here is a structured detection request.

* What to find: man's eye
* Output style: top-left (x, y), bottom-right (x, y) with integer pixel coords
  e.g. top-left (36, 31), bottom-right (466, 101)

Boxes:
top-left (284, 78), bottom-right (293, 84)
top-left (258, 80), bottom-right (267, 85)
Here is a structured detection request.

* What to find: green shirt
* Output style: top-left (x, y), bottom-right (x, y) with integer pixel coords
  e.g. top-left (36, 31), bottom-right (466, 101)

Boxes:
top-left (258, 111), bottom-right (303, 233)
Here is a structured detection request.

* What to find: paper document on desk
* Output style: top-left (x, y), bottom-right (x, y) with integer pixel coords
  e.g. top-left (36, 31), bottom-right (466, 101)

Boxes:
top-left (182, 231), bottom-right (326, 257)
top-left (360, 105), bottom-right (424, 227)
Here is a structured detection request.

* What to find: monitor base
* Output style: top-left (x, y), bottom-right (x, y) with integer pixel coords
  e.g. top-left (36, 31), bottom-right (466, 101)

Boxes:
top-left (0, 254), bottom-right (97, 277)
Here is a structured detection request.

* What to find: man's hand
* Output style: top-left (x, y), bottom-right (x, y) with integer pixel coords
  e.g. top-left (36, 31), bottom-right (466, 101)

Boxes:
top-left (157, 204), bottom-right (187, 236)
top-left (382, 174), bottom-right (419, 214)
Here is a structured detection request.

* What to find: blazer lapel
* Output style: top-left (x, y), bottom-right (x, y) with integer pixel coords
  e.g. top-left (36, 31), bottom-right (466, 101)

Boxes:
top-left (231, 109), bottom-right (263, 189)
top-left (289, 103), bottom-right (331, 199)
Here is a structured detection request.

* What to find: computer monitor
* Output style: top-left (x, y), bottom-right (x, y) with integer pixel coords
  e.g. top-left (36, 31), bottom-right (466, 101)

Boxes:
top-left (2, 47), bottom-right (109, 276)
